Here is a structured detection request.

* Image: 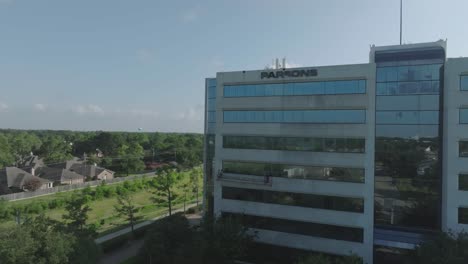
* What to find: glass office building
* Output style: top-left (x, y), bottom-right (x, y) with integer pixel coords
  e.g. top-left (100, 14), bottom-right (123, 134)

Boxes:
top-left (204, 40), bottom-right (468, 264)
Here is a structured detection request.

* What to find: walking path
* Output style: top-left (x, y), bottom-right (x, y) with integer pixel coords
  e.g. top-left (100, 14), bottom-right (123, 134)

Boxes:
top-left (97, 203), bottom-right (201, 264)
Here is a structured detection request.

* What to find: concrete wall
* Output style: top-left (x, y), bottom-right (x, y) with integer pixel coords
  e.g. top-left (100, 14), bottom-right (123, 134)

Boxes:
top-left (443, 58), bottom-right (468, 233)
top-left (211, 63), bottom-right (376, 263)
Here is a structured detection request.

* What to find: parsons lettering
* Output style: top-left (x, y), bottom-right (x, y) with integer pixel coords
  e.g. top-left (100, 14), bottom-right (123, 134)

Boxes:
top-left (260, 69), bottom-right (318, 79)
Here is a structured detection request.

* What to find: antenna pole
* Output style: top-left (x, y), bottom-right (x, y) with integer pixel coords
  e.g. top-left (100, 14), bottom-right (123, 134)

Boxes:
top-left (400, 0), bottom-right (402, 45)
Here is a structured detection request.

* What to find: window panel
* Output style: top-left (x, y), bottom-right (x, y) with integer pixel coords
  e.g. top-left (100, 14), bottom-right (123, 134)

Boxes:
top-left (459, 174), bottom-right (468, 191)
top-left (376, 111), bottom-right (439, 125)
top-left (208, 86), bottom-right (216, 99)
top-left (223, 110), bottom-right (365, 124)
top-left (207, 111), bottom-right (216, 123)
top-left (224, 80), bottom-right (366, 97)
top-left (458, 208), bottom-right (468, 224)
top-left (460, 109), bottom-right (468, 124)
top-left (461, 76), bottom-right (468, 91)
top-left (207, 98), bottom-right (216, 111)
top-left (223, 212), bottom-right (364, 243)
top-left (222, 161), bottom-right (365, 183)
top-left (223, 136), bottom-right (365, 153)
top-left (222, 186), bottom-right (364, 213)
top-left (460, 141), bottom-right (468, 157)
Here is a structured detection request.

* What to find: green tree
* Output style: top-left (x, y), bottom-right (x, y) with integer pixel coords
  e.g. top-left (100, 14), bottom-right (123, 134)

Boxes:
top-left (38, 135), bottom-right (73, 163)
top-left (114, 193), bottom-right (142, 235)
top-left (140, 213), bottom-right (193, 264)
top-left (62, 195), bottom-right (92, 234)
top-left (9, 132), bottom-right (42, 166)
top-left (152, 168), bottom-right (180, 216)
top-left (412, 231), bottom-right (468, 264)
top-left (190, 167), bottom-right (202, 207)
top-left (0, 215), bottom-right (76, 264)
top-left (0, 133), bottom-right (14, 169)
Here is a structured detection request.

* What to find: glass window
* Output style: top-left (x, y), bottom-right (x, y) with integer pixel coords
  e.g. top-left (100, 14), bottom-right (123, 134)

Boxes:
top-left (223, 136), bottom-right (365, 153)
top-left (223, 80), bottom-right (366, 97)
top-left (222, 186), bottom-right (364, 213)
top-left (461, 76), bottom-right (468, 91)
top-left (458, 208), bottom-right (468, 224)
top-left (460, 109), bottom-right (468, 124)
top-left (223, 212), bottom-right (364, 243)
top-left (459, 174), bottom-right (468, 191)
top-left (376, 111), bottom-right (438, 125)
top-left (208, 86), bottom-right (216, 99)
top-left (222, 161), bottom-right (365, 183)
top-left (460, 141), bottom-right (468, 157)
top-left (207, 98), bottom-right (216, 111)
top-left (223, 110), bottom-right (366, 124)
top-left (207, 111), bottom-right (216, 123)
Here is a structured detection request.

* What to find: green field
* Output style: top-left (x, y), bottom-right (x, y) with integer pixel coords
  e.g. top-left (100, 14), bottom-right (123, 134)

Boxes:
top-left (0, 168), bottom-right (203, 236)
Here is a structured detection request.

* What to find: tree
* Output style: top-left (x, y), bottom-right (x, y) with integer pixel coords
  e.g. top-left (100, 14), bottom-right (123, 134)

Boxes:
top-left (412, 231), bottom-right (468, 264)
top-left (152, 168), bottom-right (180, 216)
top-left (140, 213), bottom-right (194, 264)
top-left (8, 132), bottom-right (42, 166)
top-left (23, 178), bottom-right (43, 191)
top-left (0, 215), bottom-right (76, 264)
top-left (190, 167), bottom-right (202, 207)
top-left (38, 135), bottom-right (73, 163)
top-left (62, 195), bottom-right (92, 234)
top-left (0, 133), bottom-right (14, 169)
top-left (114, 193), bottom-right (142, 235)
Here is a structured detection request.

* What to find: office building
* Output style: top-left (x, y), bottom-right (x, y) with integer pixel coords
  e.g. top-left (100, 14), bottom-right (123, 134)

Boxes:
top-left (203, 40), bottom-right (468, 263)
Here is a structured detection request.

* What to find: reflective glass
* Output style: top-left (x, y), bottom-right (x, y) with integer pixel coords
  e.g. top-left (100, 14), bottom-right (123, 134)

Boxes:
top-left (377, 64), bottom-right (442, 83)
top-left (460, 141), bottom-right (468, 157)
top-left (376, 95), bottom-right (439, 111)
top-left (223, 110), bottom-right (366, 124)
top-left (207, 98), bottom-right (216, 111)
top-left (459, 174), bottom-right (468, 191)
top-left (223, 136), bottom-right (365, 153)
top-left (207, 78), bottom-right (216, 87)
top-left (224, 80), bottom-right (366, 97)
top-left (207, 111), bottom-right (216, 123)
top-left (458, 208), bottom-right (468, 224)
top-left (222, 186), bottom-right (364, 213)
top-left (461, 76), bottom-right (468, 91)
top-left (223, 212), bottom-right (364, 243)
top-left (460, 109), bottom-right (468, 124)
top-left (208, 86), bottom-right (216, 99)
top-left (222, 161), bottom-right (365, 183)
top-left (376, 111), bottom-right (438, 125)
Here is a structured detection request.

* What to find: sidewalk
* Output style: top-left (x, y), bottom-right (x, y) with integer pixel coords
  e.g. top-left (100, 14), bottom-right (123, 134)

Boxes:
top-left (95, 203), bottom-right (198, 244)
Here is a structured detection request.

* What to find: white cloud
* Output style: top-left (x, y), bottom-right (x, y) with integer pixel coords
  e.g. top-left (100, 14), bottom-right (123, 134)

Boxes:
top-left (175, 105), bottom-right (204, 122)
top-left (73, 104), bottom-right (104, 115)
top-left (181, 7), bottom-right (202, 22)
top-left (0, 0), bottom-right (13, 5)
top-left (0, 102), bottom-right (8, 112)
top-left (113, 108), bottom-right (160, 119)
top-left (34, 103), bottom-right (47, 112)
top-left (266, 60), bottom-right (302, 69)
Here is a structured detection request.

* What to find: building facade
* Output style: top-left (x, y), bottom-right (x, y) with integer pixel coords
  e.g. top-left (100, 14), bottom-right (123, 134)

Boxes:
top-left (203, 40), bottom-right (468, 264)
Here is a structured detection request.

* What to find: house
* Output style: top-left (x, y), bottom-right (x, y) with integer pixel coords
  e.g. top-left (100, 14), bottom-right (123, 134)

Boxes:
top-left (68, 163), bottom-right (114, 180)
top-left (0, 167), bottom-right (53, 193)
top-left (35, 167), bottom-right (85, 186)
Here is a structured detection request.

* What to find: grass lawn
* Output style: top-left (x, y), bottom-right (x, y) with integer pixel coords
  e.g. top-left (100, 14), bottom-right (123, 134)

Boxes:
top-left (0, 167), bottom-right (203, 236)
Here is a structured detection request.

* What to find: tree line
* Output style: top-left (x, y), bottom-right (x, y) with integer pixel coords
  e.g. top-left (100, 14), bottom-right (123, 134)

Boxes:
top-left (0, 130), bottom-right (203, 175)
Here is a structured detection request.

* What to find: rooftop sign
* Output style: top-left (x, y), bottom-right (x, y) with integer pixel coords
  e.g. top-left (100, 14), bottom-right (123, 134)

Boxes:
top-left (261, 69), bottom-right (318, 79)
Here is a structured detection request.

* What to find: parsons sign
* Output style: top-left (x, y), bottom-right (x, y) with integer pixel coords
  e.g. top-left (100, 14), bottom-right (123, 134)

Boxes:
top-left (261, 69), bottom-right (318, 79)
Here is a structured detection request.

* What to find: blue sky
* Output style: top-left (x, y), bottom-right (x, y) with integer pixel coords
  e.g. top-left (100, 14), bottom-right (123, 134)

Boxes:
top-left (0, 0), bottom-right (467, 133)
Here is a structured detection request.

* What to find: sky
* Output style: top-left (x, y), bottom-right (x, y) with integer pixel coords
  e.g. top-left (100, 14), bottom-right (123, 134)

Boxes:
top-left (0, 0), bottom-right (467, 133)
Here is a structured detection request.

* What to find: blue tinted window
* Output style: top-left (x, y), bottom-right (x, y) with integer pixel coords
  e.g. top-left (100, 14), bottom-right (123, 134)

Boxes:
top-left (208, 86), bottom-right (216, 98)
top-left (461, 76), bottom-right (468, 91)
top-left (376, 81), bottom-right (439, 95)
top-left (376, 111), bottom-right (439, 125)
top-left (460, 109), bottom-right (468, 124)
top-left (207, 78), bottom-right (216, 87)
top-left (223, 110), bottom-right (366, 124)
top-left (207, 98), bottom-right (216, 111)
top-left (224, 80), bottom-right (366, 97)
top-left (207, 111), bottom-right (216, 123)
top-left (377, 65), bottom-right (442, 83)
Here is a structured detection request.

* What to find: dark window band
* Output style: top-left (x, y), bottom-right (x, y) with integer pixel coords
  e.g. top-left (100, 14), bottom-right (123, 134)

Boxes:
top-left (223, 135), bottom-right (365, 153)
top-left (223, 212), bottom-right (364, 243)
top-left (223, 110), bottom-right (366, 124)
top-left (459, 174), bottom-right (468, 191)
top-left (222, 186), bottom-right (364, 213)
top-left (460, 141), bottom-right (468, 157)
top-left (223, 161), bottom-right (365, 183)
top-left (459, 208), bottom-right (468, 224)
